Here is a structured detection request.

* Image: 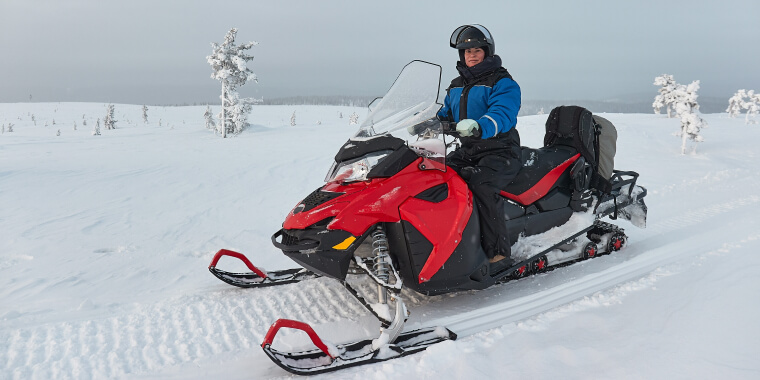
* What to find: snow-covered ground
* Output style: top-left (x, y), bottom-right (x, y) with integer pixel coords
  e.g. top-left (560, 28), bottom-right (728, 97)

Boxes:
top-left (1, 103), bottom-right (759, 379)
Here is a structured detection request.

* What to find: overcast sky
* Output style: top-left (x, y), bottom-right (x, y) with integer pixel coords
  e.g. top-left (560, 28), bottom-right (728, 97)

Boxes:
top-left (1, 0), bottom-right (758, 105)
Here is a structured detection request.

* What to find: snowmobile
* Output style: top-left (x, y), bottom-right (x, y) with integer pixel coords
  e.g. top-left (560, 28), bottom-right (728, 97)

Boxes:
top-left (207, 60), bottom-right (648, 375)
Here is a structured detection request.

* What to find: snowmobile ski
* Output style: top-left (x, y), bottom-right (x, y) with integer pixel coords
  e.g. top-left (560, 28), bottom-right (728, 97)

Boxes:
top-left (208, 249), bottom-right (319, 288)
top-left (261, 318), bottom-right (456, 375)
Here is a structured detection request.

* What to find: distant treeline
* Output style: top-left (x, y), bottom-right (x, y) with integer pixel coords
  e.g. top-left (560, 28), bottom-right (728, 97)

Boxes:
top-left (259, 96), bottom-right (379, 107)
top-left (519, 98), bottom-right (728, 115)
top-left (156, 96), bottom-right (728, 114)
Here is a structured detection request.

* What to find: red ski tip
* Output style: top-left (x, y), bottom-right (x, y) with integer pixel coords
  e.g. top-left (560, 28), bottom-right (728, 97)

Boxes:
top-left (208, 249), bottom-right (268, 278)
top-left (262, 319), bottom-right (335, 359)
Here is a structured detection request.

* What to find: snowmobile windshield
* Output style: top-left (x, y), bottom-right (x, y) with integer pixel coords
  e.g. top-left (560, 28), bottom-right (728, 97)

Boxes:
top-left (353, 60), bottom-right (443, 142)
top-left (324, 61), bottom-right (448, 183)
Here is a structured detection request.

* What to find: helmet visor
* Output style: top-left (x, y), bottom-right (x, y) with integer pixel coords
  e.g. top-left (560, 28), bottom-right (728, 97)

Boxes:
top-left (449, 24), bottom-right (494, 49)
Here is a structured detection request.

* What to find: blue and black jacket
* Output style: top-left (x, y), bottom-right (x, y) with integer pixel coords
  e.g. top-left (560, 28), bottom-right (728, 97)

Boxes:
top-left (438, 55), bottom-right (522, 160)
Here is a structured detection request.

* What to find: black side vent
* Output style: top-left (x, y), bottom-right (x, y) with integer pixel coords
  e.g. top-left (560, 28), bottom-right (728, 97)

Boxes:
top-left (415, 184), bottom-right (449, 203)
top-left (301, 187), bottom-right (343, 212)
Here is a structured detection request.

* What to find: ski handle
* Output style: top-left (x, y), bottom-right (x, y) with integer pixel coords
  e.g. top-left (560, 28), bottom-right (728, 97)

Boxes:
top-left (208, 249), bottom-right (267, 278)
top-left (262, 319), bottom-right (335, 359)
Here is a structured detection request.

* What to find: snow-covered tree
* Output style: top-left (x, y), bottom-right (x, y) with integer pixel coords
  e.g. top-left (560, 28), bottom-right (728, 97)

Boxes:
top-left (56, 129), bottom-right (61, 136)
top-left (1, 124), bottom-right (4, 134)
top-left (207, 28), bottom-right (258, 138)
top-left (537, 107), bottom-right (545, 115)
top-left (92, 119), bottom-right (101, 136)
top-left (204, 106), bottom-right (216, 130)
top-left (104, 104), bottom-right (116, 130)
top-left (142, 105), bottom-right (149, 124)
top-left (82, 118), bottom-right (87, 126)
top-left (338, 111), bottom-right (343, 119)
top-left (671, 80), bottom-right (708, 154)
top-left (6, 123), bottom-right (12, 133)
top-left (31, 114), bottom-right (36, 126)
top-left (290, 111), bottom-right (296, 126)
top-left (745, 91), bottom-right (760, 125)
top-left (349, 112), bottom-right (359, 125)
top-left (653, 74), bottom-right (678, 117)
top-left (727, 90), bottom-right (747, 118)
top-left (73, 121), bottom-right (77, 131)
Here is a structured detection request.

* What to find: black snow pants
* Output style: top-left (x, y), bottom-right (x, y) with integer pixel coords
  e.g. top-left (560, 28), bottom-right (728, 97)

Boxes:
top-left (448, 129), bottom-right (521, 260)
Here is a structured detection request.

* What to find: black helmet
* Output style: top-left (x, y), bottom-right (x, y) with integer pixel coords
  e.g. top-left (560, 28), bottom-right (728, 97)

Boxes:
top-left (450, 24), bottom-right (495, 57)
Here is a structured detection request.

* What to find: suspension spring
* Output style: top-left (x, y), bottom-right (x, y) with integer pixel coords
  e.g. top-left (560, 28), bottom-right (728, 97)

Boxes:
top-left (371, 227), bottom-right (392, 284)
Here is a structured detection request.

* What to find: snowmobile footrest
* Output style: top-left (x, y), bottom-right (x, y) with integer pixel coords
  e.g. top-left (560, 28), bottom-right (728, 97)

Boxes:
top-left (262, 318), bottom-right (456, 375)
top-left (208, 249), bottom-right (319, 288)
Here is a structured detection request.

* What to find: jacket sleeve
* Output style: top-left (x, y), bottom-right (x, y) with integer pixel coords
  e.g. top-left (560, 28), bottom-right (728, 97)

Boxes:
top-left (477, 78), bottom-right (521, 139)
top-left (437, 91), bottom-right (453, 121)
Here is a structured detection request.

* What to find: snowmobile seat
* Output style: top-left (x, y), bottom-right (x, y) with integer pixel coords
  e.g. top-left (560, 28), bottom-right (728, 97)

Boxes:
top-left (500, 146), bottom-right (579, 206)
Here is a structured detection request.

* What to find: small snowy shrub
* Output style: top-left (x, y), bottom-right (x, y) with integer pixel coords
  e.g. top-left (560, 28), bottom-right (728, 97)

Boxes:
top-left (142, 105), bottom-right (149, 124)
top-left (290, 111), bottom-right (296, 126)
top-left (104, 104), bottom-right (116, 130)
top-left (727, 90), bottom-right (747, 118)
top-left (653, 74), bottom-right (678, 118)
top-left (204, 106), bottom-right (216, 130)
top-left (673, 81), bottom-right (708, 154)
top-left (92, 118), bottom-right (101, 136)
top-left (743, 91), bottom-right (759, 125)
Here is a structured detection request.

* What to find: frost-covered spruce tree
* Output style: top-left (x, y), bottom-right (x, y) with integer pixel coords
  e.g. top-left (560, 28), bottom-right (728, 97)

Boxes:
top-left (204, 106), bottom-right (216, 130)
top-left (104, 104), bottom-right (116, 130)
top-left (7, 123), bottom-right (13, 133)
top-left (207, 28), bottom-right (258, 138)
top-left (727, 90), bottom-right (747, 118)
top-left (672, 81), bottom-right (708, 154)
top-left (92, 118), bottom-right (101, 136)
top-left (653, 74), bottom-right (678, 117)
top-left (349, 112), bottom-right (359, 125)
top-left (142, 105), bottom-right (149, 123)
top-left (744, 91), bottom-right (760, 124)
top-left (290, 111), bottom-right (296, 126)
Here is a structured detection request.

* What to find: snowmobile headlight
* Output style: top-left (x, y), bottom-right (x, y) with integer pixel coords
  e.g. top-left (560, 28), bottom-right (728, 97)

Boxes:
top-left (325, 151), bottom-right (391, 183)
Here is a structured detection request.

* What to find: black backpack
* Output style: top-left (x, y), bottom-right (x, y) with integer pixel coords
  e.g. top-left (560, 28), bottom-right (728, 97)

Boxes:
top-left (544, 105), bottom-right (613, 194)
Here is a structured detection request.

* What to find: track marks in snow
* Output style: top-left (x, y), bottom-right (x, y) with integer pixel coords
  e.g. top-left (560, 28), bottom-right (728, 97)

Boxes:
top-left (0, 278), bottom-right (369, 380)
top-left (645, 195), bottom-right (760, 234)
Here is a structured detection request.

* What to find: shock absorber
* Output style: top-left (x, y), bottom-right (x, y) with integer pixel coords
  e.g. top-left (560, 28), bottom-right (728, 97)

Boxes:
top-left (371, 226), bottom-right (392, 304)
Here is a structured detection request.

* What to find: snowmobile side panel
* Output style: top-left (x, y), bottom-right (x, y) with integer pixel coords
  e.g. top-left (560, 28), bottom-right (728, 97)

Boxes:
top-left (398, 208), bottom-right (491, 295)
top-left (501, 153), bottom-right (580, 206)
top-left (535, 187), bottom-right (572, 212)
top-left (398, 172), bottom-right (472, 283)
